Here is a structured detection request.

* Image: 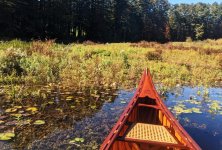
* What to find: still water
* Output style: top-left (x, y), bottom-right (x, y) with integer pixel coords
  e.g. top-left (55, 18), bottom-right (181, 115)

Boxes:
top-left (0, 86), bottom-right (221, 150)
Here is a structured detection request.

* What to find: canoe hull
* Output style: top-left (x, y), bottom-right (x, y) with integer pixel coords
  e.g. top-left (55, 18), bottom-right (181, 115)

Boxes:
top-left (101, 70), bottom-right (201, 150)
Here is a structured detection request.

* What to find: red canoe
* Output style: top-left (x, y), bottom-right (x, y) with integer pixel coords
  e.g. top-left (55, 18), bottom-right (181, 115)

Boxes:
top-left (100, 70), bottom-right (201, 150)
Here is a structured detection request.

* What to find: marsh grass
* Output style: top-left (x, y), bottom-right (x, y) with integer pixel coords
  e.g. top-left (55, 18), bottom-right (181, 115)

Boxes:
top-left (0, 39), bottom-right (221, 101)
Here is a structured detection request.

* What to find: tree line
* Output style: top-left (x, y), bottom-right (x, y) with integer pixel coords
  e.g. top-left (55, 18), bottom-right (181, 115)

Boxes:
top-left (0, 0), bottom-right (222, 42)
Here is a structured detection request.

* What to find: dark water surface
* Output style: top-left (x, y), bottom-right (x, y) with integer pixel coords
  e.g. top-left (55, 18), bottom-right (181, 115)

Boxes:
top-left (0, 86), bottom-right (221, 150)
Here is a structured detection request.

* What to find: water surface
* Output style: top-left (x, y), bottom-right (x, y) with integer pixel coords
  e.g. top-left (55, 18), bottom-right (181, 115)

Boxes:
top-left (0, 86), bottom-right (221, 150)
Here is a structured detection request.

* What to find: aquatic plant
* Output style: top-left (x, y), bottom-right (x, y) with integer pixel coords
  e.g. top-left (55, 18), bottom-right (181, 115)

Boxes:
top-left (0, 39), bottom-right (221, 101)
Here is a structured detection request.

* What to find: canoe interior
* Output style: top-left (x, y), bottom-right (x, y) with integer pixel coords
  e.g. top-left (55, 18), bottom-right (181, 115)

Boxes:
top-left (109, 96), bottom-right (187, 150)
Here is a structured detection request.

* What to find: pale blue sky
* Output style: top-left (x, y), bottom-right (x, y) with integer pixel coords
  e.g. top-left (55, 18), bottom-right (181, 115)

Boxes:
top-left (169, 0), bottom-right (222, 4)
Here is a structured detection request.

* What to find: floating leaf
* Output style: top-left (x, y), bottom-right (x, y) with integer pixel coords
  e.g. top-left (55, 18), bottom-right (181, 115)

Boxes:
top-left (33, 120), bottom-right (45, 125)
top-left (66, 96), bottom-right (74, 101)
top-left (197, 90), bottom-right (201, 96)
top-left (91, 94), bottom-right (100, 98)
top-left (110, 108), bottom-right (115, 111)
top-left (209, 101), bottom-right (221, 111)
top-left (112, 93), bottom-right (118, 96)
top-left (26, 107), bottom-right (38, 112)
top-left (5, 108), bottom-right (17, 113)
top-left (10, 113), bottom-right (22, 118)
top-left (0, 132), bottom-right (15, 141)
top-left (90, 105), bottom-right (97, 109)
top-left (77, 91), bottom-right (83, 94)
top-left (48, 101), bottom-right (54, 105)
top-left (120, 100), bottom-right (126, 104)
top-left (191, 108), bottom-right (202, 113)
top-left (70, 106), bottom-right (75, 109)
top-left (14, 106), bottom-right (22, 109)
top-left (69, 140), bottom-right (77, 144)
top-left (56, 108), bottom-right (63, 113)
top-left (73, 137), bottom-right (85, 143)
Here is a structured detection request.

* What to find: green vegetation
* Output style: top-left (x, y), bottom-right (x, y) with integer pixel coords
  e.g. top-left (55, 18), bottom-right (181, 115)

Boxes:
top-left (0, 39), bottom-right (221, 95)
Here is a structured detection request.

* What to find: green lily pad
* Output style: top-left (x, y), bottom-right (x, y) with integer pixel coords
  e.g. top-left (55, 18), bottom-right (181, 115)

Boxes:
top-left (66, 96), bottom-right (74, 101)
top-left (120, 100), bottom-right (126, 104)
top-left (70, 106), bottom-right (75, 108)
top-left (0, 132), bottom-right (15, 141)
top-left (48, 101), bottom-right (54, 105)
top-left (74, 137), bottom-right (85, 143)
top-left (14, 106), bottom-right (22, 109)
top-left (5, 108), bottom-right (17, 113)
top-left (90, 105), bottom-right (97, 109)
top-left (91, 94), bottom-right (100, 98)
top-left (197, 90), bottom-right (201, 95)
top-left (33, 120), bottom-right (45, 125)
top-left (56, 108), bottom-right (63, 112)
top-left (10, 113), bottom-right (22, 118)
top-left (191, 108), bottom-right (202, 113)
top-left (26, 107), bottom-right (38, 112)
top-left (110, 108), bottom-right (115, 111)
top-left (209, 101), bottom-right (221, 111)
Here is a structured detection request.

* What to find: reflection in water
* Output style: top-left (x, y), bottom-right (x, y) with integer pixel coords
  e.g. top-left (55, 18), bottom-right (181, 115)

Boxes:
top-left (0, 86), bottom-right (221, 150)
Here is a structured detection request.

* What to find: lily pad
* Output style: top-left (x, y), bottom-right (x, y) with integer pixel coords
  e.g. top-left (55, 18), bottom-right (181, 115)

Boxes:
top-left (33, 120), bottom-right (45, 125)
top-left (70, 106), bottom-right (75, 109)
top-left (120, 100), bottom-right (126, 104)
top-left (5, 108), bottom-right (17, 113)
top-left (66, 96), bottom-right (74, 101)
top-left (191, 108), bottom-right (202, 113)
top-left (10, 113), bottom-right (22, 118)
top-left (209, 101), bottom-right (221, 111)
top-left (26, 107), bottom-right (38, 112)
top-left (110, 108), bottom-right (115, 111)
top-left (91, 94), bottom-right (100, 98)
top-left (56, 108), bottom-right (63, 113)
top-left (0, 132), bottom-right (15, 141)
top-left (14, 106), bottom-right (22, 109)
top-left (73, 137), bottom-right (85, 143)
top-left (48, 101), bottom-right (54, 105)
top-left (90, 105), bottom-right (97, 109)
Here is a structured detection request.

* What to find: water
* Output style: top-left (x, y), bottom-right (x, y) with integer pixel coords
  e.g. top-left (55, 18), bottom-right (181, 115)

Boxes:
top-left (0, 86), bottom-right (221, 149)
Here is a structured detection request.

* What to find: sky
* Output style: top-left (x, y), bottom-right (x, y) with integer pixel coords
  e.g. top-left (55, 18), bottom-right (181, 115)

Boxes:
top-left (169, 0), bottom-right (222, 4)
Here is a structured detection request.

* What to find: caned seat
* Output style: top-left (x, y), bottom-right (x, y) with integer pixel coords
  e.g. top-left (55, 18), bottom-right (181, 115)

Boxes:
top-left (124, 123), bottom-right (178, 144)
